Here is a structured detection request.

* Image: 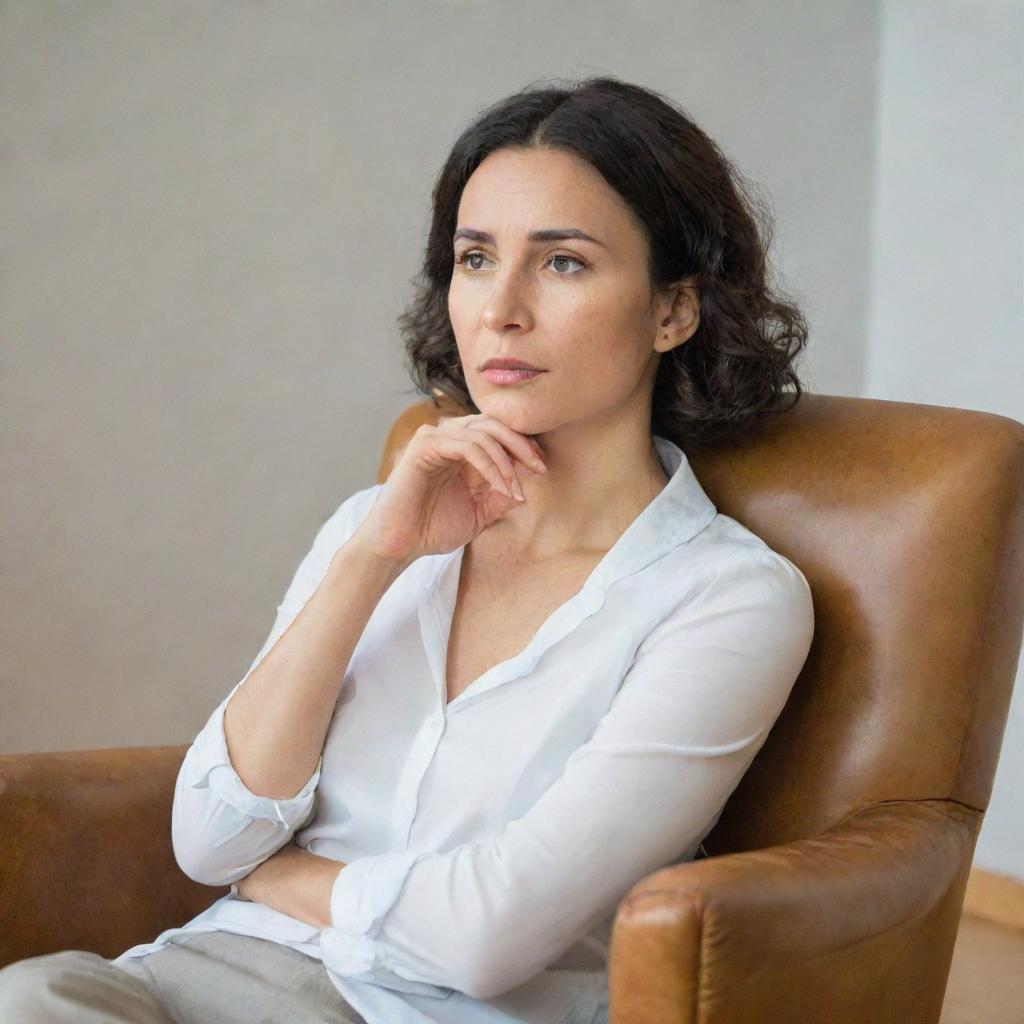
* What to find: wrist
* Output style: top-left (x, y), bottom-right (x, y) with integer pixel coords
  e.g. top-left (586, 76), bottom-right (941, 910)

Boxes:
top-left (329, 532), bottom-right (414, 588)
top-left (238, 843), bottom-right (345, 931)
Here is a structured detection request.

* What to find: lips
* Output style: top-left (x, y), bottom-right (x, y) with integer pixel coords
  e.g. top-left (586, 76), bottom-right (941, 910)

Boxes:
top-left (481, 366), bottom-right (545, 385)
top-left (481, 358), bottom-right (544, 372)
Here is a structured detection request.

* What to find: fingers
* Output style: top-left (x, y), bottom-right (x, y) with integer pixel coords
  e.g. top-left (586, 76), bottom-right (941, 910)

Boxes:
top-left (477, 418), bottom-right (548, 474)
top-left (431, 414), bottom-right (549, 504)
top-left (440, 414), bottom-right (547, 478)
top-left (460, 425), bottom-right (529, 500)
top-left (430, 432), bottom-right (521, 501)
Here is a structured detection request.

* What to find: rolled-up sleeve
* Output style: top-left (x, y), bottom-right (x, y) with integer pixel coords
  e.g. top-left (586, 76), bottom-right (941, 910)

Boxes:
top-left (320, 546), bottom-right (815, 1000)
top-left (171, 484), bottom-right (382, 887)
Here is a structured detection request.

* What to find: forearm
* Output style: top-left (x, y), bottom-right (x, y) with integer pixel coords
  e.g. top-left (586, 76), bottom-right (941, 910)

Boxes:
top-left (237, 842), bottom-right (346, 930)
top-left (223, 532), bottom-right (411, 799)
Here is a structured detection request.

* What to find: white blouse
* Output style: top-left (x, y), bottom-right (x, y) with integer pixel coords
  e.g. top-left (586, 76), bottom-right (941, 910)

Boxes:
top-left (113, 434), bottom-right (815, 1024)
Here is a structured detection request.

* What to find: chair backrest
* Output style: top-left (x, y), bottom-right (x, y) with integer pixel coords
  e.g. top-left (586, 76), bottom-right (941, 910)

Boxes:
top-left (376, 392), bottom-right (1024, 857)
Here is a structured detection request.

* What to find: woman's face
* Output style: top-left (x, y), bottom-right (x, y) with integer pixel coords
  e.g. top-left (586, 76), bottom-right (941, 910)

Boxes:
top-left (448, 146), bottom-right (680, 438)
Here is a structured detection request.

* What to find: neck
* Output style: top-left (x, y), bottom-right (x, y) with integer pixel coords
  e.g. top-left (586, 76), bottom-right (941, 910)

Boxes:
top-left (481, 425), bottom-right (669, 561)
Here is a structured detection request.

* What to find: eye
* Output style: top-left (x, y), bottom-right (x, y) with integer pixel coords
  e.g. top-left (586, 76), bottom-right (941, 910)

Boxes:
top-left (454, 250), bottom-right (586, 278)
top-left (454, 250), bottom-right (491, 272)
top-left (548, 254), bottom-right (585, 276)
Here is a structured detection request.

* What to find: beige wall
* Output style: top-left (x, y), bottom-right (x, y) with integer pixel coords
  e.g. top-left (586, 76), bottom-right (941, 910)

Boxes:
top-left (8, 0), bottom-right (1021, 883)
top-left (3, 0), bottom-right (876, 754)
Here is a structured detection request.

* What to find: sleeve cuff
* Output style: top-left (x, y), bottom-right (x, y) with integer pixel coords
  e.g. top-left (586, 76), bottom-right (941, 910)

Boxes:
top-left (329, 849), bottom-right (422, 934)
top-left (184, 689), bottom-right (322, 828)
top-left (321, 850), bottom-right (455, 998)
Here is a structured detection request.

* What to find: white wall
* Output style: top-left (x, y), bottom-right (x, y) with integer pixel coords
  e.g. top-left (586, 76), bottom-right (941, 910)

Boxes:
top-left (866, 0), bottom-right (1024, 881)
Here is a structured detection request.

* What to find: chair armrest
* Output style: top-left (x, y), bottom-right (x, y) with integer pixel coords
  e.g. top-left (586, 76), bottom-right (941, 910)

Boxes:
top-left (0, 746), bottom-right (226, 966)
top-left (608, 799), bottom-right (980, 1024)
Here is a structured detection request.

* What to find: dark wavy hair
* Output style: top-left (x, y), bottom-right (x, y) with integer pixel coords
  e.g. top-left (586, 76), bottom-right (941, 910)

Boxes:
top-left (397, 74), bottom-right (809, 454)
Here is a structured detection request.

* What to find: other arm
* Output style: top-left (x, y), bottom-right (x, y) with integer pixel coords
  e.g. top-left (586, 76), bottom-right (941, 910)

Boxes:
top-left (232, 841), bottom-right (346, 930)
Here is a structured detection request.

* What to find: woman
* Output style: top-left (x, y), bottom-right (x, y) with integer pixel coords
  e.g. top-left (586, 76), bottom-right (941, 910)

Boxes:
top-left (0, 75), bottom-right (814, 1024)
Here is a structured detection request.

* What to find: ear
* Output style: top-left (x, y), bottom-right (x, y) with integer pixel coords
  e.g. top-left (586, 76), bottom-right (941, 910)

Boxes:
top-left (653, 276), bottom-right (700, 354)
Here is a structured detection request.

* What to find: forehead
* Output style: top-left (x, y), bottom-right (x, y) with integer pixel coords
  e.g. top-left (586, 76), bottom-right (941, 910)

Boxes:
top-left (456, 147), bottom-right (639, 238)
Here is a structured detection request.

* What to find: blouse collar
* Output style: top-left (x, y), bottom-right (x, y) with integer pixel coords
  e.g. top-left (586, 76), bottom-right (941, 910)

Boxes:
top-left (579, 433), bottom-right (717, 593)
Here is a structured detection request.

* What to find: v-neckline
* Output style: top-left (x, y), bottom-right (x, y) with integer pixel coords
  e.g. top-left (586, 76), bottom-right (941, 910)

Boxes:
top-left (440, 542), bottom-right (607, 709)
top-left (424, 542), bottom-right (609, 714)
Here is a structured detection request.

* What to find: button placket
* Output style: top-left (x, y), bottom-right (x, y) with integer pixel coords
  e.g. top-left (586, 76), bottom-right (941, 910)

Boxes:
top-left (391, 711), bottom-right (446, 849)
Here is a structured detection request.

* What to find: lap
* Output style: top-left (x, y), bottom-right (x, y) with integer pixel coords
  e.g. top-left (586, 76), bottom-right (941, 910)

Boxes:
top-left (0, 947), bottom-right (175, 1024)
top-left (0, 931), bottom-right (367, 1024)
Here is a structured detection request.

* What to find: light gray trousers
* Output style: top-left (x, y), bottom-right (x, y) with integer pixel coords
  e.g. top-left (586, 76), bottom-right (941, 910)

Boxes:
top-left (0, 931), bottom-right (368, 1024)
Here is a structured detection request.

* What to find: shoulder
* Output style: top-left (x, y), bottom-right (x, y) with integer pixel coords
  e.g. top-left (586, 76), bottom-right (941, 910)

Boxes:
top-left (678, 510), bottom-right (810, 596)
top-left (644, 511), bottom-right (814, 655)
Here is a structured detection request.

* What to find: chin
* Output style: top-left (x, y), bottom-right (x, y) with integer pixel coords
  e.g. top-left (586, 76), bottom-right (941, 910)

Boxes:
top-left (474, 397), bottom-right (536, 432)
top-left (470, 374), bottom-right (559, 424)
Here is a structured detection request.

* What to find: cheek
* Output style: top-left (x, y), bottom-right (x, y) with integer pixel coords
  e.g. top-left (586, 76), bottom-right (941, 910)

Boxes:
top-left (446, 283), bottom-right (463, 325)
top-left (447, 282), bottom-right (489, 345)
top-left (565, 298), bottom-right (648, 368)
top-left (447, 295), bottom-right (472, 343)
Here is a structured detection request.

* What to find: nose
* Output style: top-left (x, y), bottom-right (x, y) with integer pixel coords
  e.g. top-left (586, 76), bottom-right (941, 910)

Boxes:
top-left (480, 268), bottom-right (532, 334)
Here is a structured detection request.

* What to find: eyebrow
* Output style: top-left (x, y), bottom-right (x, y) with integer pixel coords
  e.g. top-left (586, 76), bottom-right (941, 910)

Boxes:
top-left (453, 227), bottom-right (606, 248)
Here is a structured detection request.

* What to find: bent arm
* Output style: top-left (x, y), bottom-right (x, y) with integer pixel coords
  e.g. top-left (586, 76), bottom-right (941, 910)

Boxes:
top-left (222, 536), bottom-right (409, 800)
top-left (172, 484), bottom-right (410, 886)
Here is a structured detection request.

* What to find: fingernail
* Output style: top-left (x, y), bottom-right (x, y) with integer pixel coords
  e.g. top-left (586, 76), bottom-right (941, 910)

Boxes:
top-left (514, 480), bottom-right (525, 501)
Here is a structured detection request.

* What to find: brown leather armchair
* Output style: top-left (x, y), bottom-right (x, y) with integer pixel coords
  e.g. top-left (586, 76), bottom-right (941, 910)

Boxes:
top-left (2, 392), bottom-right (1022, 1024)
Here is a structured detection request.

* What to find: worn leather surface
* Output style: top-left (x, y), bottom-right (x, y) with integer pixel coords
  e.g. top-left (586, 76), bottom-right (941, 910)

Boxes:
top-left (3, 392), bottom-right (1022, 1024)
